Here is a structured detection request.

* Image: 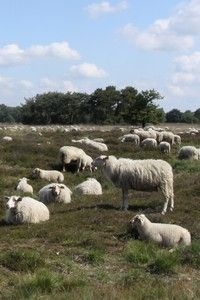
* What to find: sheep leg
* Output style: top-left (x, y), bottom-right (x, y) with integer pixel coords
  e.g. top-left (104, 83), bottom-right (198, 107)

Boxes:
top-left (121, 189), bottom-right (128, 211)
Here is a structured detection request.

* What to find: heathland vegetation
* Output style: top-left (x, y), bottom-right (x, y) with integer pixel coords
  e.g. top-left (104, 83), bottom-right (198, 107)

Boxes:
top-left (0, 124), bottom-right (199, 299)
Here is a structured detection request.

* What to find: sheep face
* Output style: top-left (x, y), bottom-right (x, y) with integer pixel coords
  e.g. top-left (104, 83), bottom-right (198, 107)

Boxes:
top-left (49, 185), bottom-right (64, 196)
top-left (92, 155), bottom-right (108, 169)
top-left (5, 196), bottom-right (22, 210)
top-left (130, 214), bottom-right (146, 226)
top-left (32, 168), bottom-right (40, 177)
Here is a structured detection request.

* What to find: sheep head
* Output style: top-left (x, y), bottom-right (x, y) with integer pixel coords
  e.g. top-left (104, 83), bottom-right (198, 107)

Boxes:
top-left (130, 214), bottom-right (146, 226)
top-left (92, 155), bottom-right (108, 169)
top-left (5, 196), bottom-right (23, 210)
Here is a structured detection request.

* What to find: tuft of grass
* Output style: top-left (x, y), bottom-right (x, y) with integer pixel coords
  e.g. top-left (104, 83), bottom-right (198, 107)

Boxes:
top-left (148, 250), bottom-right (180, 275)
top-left (124, 240), bottom-right (157, 265)
top-left (0, 249), bottom-right (45, 272)
top-left (85, 249), bottom-right (105, 265)
top-left (178, 241), bottom-right (200, 269)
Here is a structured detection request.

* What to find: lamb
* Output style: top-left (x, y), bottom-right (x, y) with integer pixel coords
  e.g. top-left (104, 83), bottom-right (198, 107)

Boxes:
top-left (5, 195), bottom-right (49, 224)
top-left (16, 177), bottom-right (33, 194)
top-left (178, 146), bottom-right (199, 160)
top-left (158, 141), bottom-right (171, 154)
top-left (74, 178), bottom-right (102, 195)
top-left (59, 145), bottom-right (88, 172)
top-left (130, 214), bottom-right (191, 248)
top-left (38, 183), bottom-right (72, 204)
top-left (32, 168), bottom-right (64, 182)
top-left (80, 153), bottom-right (95, 172)
top-left (92, 155), bottom-right (174, 215)
top-left (120, 134), bottom-right (140, 146)
top-left (141, 138), bottom-right (157, 149)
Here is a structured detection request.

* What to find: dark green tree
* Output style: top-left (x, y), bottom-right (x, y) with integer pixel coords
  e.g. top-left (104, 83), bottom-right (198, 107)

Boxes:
top-left (165, 109), bottom-right (182, 123)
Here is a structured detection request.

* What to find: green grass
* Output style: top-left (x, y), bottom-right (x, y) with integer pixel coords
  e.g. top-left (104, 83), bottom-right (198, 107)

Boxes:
top-left (0, 124), bottom-right (199, 299)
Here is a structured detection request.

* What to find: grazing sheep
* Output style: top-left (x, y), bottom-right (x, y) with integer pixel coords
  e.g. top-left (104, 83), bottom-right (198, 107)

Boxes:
top-left (59, 146), bottom-right (88, 172)
top-left (38, 183), bottom-right (72, 204)
top-left (158, 141), bottom-right (171, 154)
top-left (141, 138), bottom-right (157, 149)
top-left (92, 155), bottom-right (174, 215)
top-left (120, 134), bottom-right (140, 146)
top-left (74, 178), bottom-right (102, 195)
top-left (160, 131), bottom-right (175, 145)
top-left (32, 168), bottom-right (64, 182)
top-left (80, 153), bottom-right (95, 172)
top-left (16, 177), bottom-right (33, 194)
top-left (174, 134), bottom-right (181, 145)
top-left (5, 195), bottom-right (49, 224)
top-left (130, 214), bottom-right (191, 248)
top-left (178, 146), bottom-right (199, 160)
top-left (131, 128), bottom-right (157, 141)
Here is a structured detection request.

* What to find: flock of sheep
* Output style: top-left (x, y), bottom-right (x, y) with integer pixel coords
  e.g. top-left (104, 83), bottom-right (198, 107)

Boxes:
top-left (3, 124), bottom-right (200, 250)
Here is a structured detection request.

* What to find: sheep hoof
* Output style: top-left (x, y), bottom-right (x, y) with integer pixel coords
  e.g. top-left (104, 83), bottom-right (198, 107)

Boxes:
top-left (170, 207), bottom-right (174, 212)
top-left (161, 211), bottom-right (166, 215)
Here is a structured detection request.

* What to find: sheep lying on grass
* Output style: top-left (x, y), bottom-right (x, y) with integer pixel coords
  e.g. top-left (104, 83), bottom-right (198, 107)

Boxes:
top-left (38, 183), bottom-right (72, 204)
top-left (74, 178), bottom-right (102, 195)
top-left (32, 168), bottom-right (64, 182)
top-left (72, 137), bottom-right (108, 151)
top-left (5, 195), bottom-right (49, 224)
top-left (92, 155), bottom-right (174, 215)
top-left (130, 214), bottom-right (191, 248)
top-left (16, 177), bottom-right (33, 194)
top-left (178, 146), bottom-right (199, 160)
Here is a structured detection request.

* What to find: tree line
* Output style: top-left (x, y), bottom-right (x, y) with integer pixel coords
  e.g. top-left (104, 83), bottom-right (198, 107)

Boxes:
top-left (0, 86), bottom-right (199, 126)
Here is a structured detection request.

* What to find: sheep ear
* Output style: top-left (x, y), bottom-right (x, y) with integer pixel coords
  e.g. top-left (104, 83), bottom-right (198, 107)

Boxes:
top-left (59, 186), bottom-right (65, 189)
top-left (4, 196), bottom-right (10, 201)
top-left (104, 156), bottom-right (109, 160)
top-left (16, 197), bottom-right (23, 202)
top-left (48, 186), bottom-right (53, 190)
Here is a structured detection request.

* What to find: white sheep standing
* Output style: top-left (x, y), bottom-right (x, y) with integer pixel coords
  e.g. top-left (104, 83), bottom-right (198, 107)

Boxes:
top-left (38, 183), bottom-right (72, 204)
top-left (141, 138), bottom-right (157, 149)
top-left (80, 153), bottom-right (95, 172)
top-left (16, 177), bottom-right (33, 194)
top-left (92, 155), bottom-right (174, 215)
top-left (74, 178), bottom-right (102, 195)
top-left (5, 195), bottom-right (50, 224)
top-left (174, 134), bottom-right (181, 145)
top-left (32, 168), bottom-right (64, 182)
top-left (59, 145), bottom-right (88, 172)
top-left (178, 146), bottom-right (199, 160)
top-left (130, 214), bottom-right (191, 248)
top-left (158, 141), bottom-right (171, 154)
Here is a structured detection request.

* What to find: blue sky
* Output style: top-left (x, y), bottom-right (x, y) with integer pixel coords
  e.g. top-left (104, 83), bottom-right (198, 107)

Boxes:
top-left (0, 0), bottom-right (200, 112)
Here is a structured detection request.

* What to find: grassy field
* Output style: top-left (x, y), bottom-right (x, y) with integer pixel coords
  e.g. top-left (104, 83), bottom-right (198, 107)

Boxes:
top-left (0, 124), bottom-right (199, 299)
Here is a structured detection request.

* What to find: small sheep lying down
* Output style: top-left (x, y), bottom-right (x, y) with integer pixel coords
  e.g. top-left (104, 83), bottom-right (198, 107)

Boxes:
top-left (33, 168), bottom-right (64, 183)
top-left (74, 178), bottom-right (102, 195)
top-left (38, 183), bottom-right (72, 204)
top-left (130, 214), bottom-right (191, 248)
top-left (92, 155), bottom-right (174, 215)
top-left (16, 177), bottom-right (33, 194)
top-left (5, 196), bottom-right (49, 224)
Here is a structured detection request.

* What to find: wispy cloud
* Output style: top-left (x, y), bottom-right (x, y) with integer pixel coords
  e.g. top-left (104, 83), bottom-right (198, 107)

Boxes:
top-left (121, 0), bottom-right (200, 51)
top-left (70, 62), bottom-right (108, 78)
top-left (0, 42), bottom-right (81, 67)
top-left (86, 1), bottom-right (128, 19)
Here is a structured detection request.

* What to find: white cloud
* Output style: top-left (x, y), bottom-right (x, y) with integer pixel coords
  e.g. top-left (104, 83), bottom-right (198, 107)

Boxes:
top-left (0, 42), bottom-right (80, 66)
top-left (120, 0), bottom-right (200, 51)
top-left (19, 80), bottom-right (34, 89)
top-left (174, 51), bottom-right (200, 72)
top-left (86, 1), bottom-right (128, 18)
top-left (70, 62), bottom-right (107, 78)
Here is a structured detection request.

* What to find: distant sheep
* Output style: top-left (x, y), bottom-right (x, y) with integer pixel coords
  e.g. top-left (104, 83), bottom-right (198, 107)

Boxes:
top-left (2, 136), bottom-right (13, 142)
top-left (33, 168), bottom-right (64, 182)
top-left (38, 183), bottom-right (72, 204)
top-left (174, 134), bottom-right (181, 145)
top-left (74, 178), bottom-right (102, 195)
top-left (72, 137), bottom-right (108, 152)
top-left (16, 177), bottom-right (33, 194)
top-left (160, 131), bottom-right (175, 145)
top-left (130, 214), bottom-right (191, 248)
top-left (5, 195), bottom-right (49, 224)
top-left (92, 155), bottom-right (174, 215)
top-left (158, 141), bottom-right (171, 154)
top-left (178, 146), bottom-right (199, 160)
top-left (141, 138), bottom-right (157, 149)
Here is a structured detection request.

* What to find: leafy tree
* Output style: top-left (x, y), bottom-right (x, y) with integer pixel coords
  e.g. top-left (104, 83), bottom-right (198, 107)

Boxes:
top-left (181, 110), bottom-right (198, 123)
top-left (165, 109), bottom-right (182, 123)
top-left (194, 108), bottom-right (200, 122)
